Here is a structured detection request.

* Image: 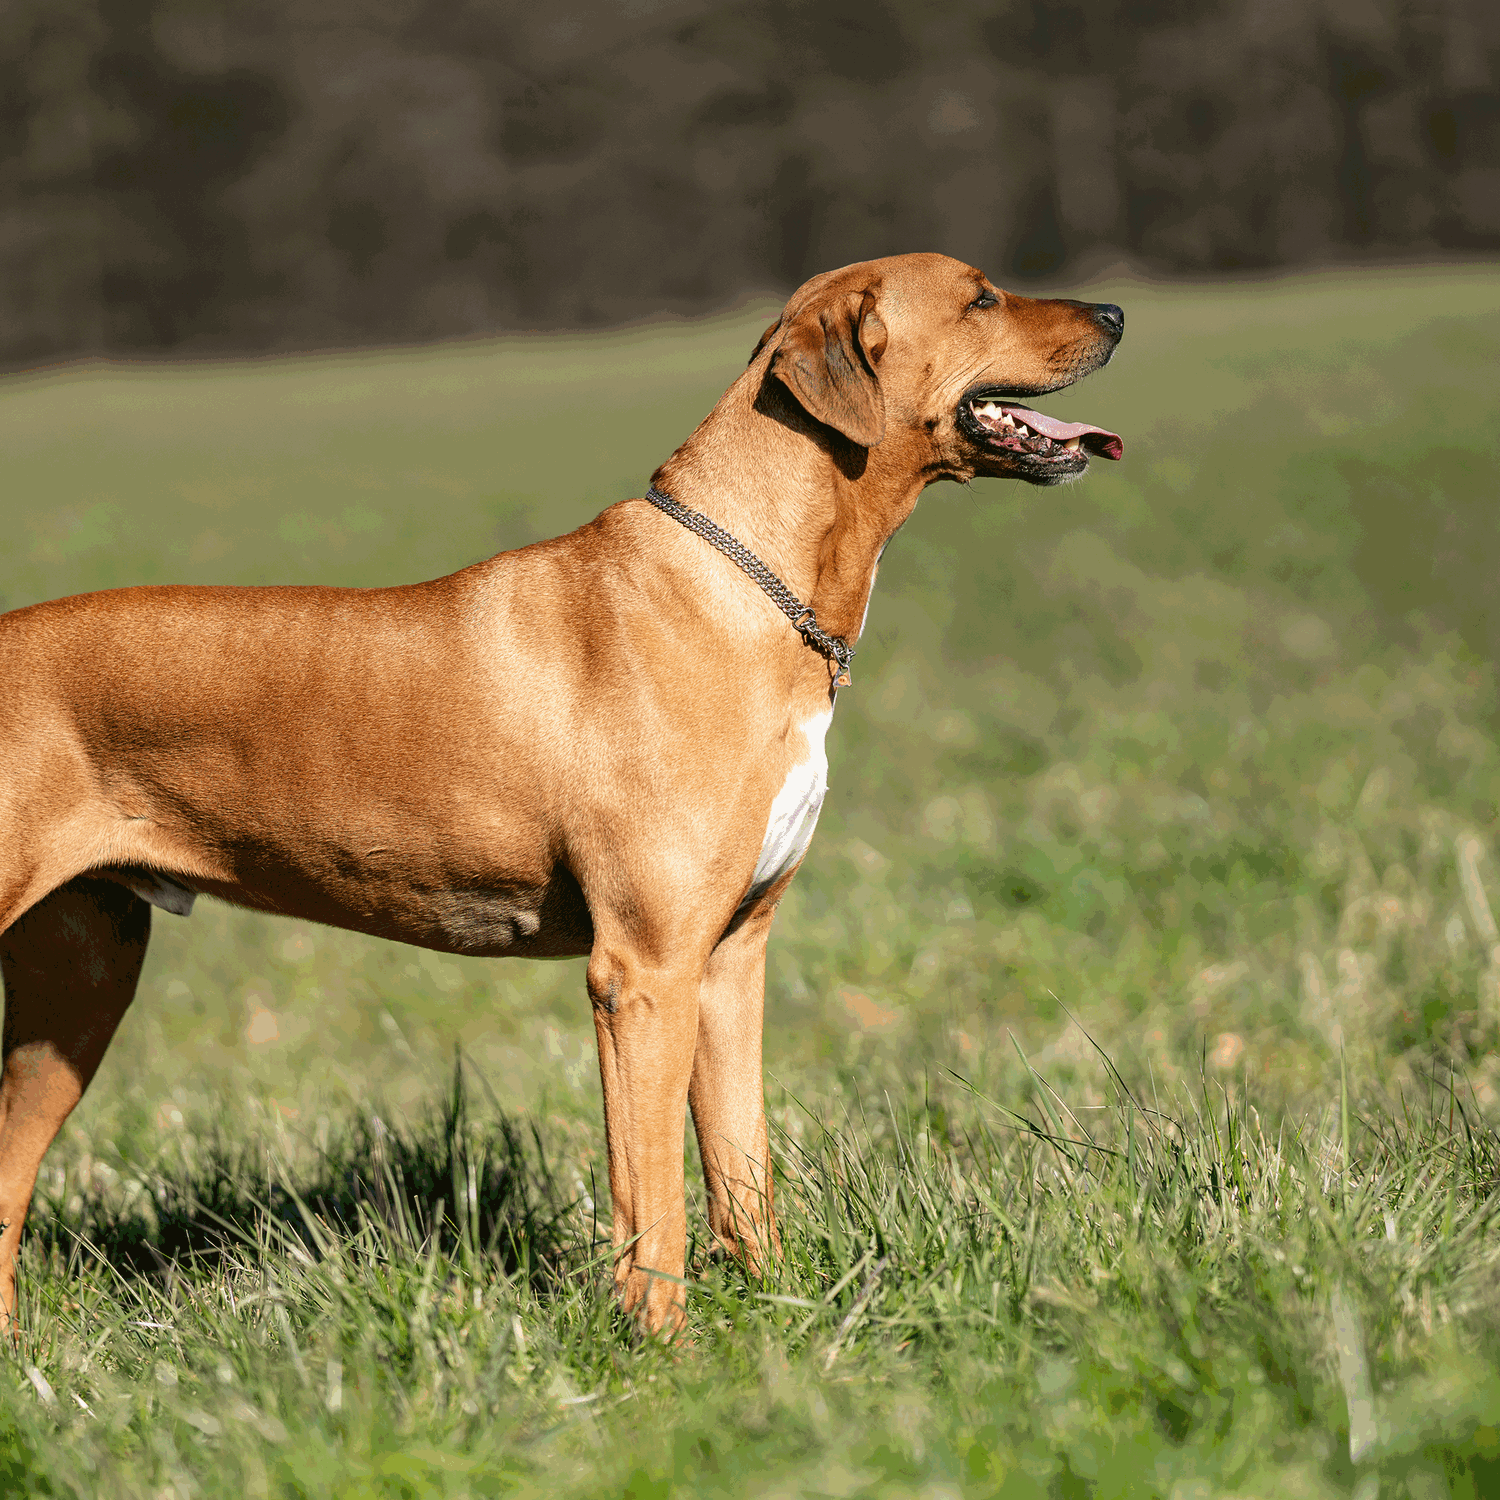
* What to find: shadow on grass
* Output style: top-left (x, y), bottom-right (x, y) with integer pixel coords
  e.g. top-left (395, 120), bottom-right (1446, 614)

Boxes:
top-left (32, 1053), bottom-right (587, 1298)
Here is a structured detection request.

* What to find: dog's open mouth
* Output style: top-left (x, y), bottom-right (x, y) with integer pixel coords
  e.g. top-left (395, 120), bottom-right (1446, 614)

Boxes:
top-left (968, 399), bottom-right (1123, 463)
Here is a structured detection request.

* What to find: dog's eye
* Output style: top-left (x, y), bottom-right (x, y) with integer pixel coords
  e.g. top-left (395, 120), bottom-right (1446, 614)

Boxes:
top-left (969, 289), bottom-right (999, 311)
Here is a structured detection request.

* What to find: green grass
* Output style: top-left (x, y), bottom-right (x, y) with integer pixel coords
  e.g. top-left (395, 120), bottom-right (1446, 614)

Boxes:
top-left (3, 263), bottom-right (1500, 1496)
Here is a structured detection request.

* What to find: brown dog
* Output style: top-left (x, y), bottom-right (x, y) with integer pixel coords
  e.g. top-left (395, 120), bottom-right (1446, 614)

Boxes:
top-left (0, 253), bottom-right (1122, 1332)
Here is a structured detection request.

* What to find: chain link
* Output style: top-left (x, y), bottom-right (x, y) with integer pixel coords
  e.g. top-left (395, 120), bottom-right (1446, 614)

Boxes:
top-left (646, 484), bottom-right (854, 686)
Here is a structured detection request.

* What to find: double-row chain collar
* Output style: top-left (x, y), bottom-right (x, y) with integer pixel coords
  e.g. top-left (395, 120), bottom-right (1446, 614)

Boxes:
top-left (645, 484), bottom-right (854, 687)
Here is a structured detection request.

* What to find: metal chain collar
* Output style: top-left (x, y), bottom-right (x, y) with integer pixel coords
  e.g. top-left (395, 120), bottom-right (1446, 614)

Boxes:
top-left (645, 484), bottom-right (854, 687)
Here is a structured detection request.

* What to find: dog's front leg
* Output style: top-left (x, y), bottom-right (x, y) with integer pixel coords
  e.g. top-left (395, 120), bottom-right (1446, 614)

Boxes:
top-left (587, 938), bottom-right (701, 1335)
top-left (690, 904), bottom-right (780, 1275)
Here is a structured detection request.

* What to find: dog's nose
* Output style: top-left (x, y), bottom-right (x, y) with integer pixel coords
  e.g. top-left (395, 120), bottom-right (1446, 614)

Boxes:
top-left (1092, 303), bottom-right (1124, 337)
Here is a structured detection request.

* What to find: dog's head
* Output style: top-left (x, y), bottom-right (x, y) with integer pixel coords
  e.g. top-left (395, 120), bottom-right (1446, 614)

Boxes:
top-left (753, 252), bottom-right (1123, 487)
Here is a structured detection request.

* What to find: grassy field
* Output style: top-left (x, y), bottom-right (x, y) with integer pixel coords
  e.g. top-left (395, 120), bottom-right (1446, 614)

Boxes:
top-left (2, 263), bottom-right (1500, 1497)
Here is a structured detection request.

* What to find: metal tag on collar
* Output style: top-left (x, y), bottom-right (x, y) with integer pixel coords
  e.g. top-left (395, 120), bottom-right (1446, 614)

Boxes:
top-left (829, 640), bottom-right (854, 689)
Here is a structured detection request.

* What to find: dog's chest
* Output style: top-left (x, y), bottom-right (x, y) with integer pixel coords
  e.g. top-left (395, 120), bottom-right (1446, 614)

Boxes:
top-left (740, 707), bottom-right (832, 910)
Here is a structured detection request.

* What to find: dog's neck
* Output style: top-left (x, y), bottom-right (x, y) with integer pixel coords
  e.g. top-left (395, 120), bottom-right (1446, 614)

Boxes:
top-left (650, 369), bottom-right (927, 644)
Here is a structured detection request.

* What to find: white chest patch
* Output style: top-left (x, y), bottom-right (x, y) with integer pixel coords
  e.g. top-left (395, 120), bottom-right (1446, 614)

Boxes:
top-left (739, 708), bottom-right (832, 912)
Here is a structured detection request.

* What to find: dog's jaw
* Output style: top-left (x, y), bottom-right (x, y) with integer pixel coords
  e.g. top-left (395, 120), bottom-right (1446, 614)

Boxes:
top-left (952, 390), bottom-right (1122, 486)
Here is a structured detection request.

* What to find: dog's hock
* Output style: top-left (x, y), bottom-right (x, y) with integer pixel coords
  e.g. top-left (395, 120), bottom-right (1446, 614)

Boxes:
top-left (769, 286), bottom-right (887, 448)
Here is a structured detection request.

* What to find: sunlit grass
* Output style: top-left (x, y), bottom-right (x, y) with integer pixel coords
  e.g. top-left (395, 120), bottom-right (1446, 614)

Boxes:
top-left (6, 1051), bottom-right (1499, 1497)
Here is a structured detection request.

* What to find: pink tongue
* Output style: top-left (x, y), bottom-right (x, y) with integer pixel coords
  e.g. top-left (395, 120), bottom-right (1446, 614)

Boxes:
top-left (1005, 405), bottom-right (1123, 460)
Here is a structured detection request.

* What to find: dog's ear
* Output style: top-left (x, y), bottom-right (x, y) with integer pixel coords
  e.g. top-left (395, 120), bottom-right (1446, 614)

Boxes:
top-left (769, 287), bottom-right (887, 447)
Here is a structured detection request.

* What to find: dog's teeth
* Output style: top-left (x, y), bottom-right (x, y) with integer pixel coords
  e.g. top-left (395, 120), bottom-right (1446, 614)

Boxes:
top-left (1000, 413), bottom-right (1014, 428)
top-left (1065, 437), bottom-right (1080, 451)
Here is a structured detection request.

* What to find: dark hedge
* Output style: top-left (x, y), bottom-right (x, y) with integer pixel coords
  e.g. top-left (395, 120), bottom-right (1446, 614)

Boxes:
top-left (2, 0), bottom-right (1496, 363)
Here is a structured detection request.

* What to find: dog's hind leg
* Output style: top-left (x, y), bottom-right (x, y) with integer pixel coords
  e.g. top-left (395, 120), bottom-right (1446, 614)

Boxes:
top-left (0, 876), bottom-right (150, 1331)
top-left (690, 905), bottom-right (780, 1275)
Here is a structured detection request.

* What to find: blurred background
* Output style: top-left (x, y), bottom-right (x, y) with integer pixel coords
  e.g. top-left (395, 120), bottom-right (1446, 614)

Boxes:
top-left (2, 0), bottom-right (1498, 366)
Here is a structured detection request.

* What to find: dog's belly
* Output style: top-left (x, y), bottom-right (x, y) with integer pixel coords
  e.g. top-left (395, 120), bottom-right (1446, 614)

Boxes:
top-left (403, 871), bottom-right (595, 958)
top-left (91, 702), bottom-right (836, 951)
top-left (100, 855), bottom-right (595, 961)
top-left (739, 707), bottom-right (832, 913)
